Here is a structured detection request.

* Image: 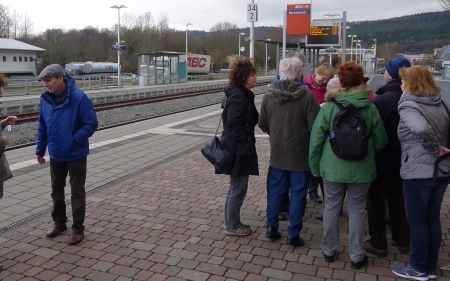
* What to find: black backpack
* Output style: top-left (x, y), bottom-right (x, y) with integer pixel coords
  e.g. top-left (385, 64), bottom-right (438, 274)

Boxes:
top-left (329, 99), bottom-right (369, 160)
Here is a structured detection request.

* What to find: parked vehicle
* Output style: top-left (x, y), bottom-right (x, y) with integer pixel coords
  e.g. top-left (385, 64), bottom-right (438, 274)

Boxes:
top-left (376, 68), bottom-right (385, 74)
top-left (65, 62), bottom-right (118, 75)
top-left (179, 54), bottom-right (211, 74)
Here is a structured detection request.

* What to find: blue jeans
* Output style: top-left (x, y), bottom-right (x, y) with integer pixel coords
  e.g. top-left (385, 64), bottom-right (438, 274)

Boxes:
top-left (403, 177), bottom-right (450, 272)
top-left (224, 174), bottom-right (249, 230)
top-left (267, 168), bottom-right (310, 237)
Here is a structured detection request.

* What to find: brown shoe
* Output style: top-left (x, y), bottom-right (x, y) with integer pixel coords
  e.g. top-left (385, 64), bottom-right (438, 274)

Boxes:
top-left (46, 225), bottom-right (67, 238)
top-left (68, 232), bottom-right (84, 246)
top-left (278, 212), bottom-right (287, 221)
top-left (363, 240), bottom-right (387, 257)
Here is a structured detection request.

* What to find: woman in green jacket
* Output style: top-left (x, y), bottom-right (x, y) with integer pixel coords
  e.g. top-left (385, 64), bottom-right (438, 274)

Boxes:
top-left (309, 61), bottom-right (387, 269)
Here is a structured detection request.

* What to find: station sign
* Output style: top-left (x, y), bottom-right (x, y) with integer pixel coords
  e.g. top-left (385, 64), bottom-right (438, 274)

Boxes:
top-left (306, 21), bottom-right (341, 47)
top-left (371, 57), bottom-right (377, 63)
top-left (112, 45), bottom-right (126, 50)
top-left (247, 3), bottom-right (258, 22)
top-left (286, 4), bottom-right (311, 36)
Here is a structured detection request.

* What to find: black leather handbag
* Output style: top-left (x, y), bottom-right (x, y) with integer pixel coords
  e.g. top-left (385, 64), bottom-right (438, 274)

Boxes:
top-left (201, 101), bottom-right (235, 174)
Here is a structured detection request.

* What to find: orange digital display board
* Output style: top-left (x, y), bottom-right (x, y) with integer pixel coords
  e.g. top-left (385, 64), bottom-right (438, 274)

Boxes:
top-left (286, 4), bottom-right (311, 36)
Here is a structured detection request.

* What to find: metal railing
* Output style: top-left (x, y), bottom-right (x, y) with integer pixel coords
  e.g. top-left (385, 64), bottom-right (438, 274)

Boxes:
top-left (2, 73), bottom-right (139, 96)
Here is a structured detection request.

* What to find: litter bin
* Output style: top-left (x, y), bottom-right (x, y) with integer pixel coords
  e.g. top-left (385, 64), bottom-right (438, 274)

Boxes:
top-left (139, 76), bottom-right (147, 86)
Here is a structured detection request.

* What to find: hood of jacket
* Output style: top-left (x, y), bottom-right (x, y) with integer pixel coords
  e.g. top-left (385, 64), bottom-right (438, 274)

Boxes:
top-left (267, 80), bottom-right (308, 104)
top-left (325, 85), bottom-right (372, 109)
top-left (375, 80), bottom-right (402, 96)
top-left (398, 91), bottom-right (442, 107)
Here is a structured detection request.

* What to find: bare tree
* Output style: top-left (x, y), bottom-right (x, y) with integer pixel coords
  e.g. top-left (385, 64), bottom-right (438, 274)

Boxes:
top-left (438, 0), bottom-right (450, 11)
top-left (19, 13), bottom-right (34, 42)
top-left (0, 4), bottom-right (12, 38)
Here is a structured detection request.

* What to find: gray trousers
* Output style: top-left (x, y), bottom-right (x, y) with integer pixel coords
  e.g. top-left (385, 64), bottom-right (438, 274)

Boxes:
top-left (322, 179), bottom-right (370, 262)
top-left (224, 174), bottom-right (249, 230)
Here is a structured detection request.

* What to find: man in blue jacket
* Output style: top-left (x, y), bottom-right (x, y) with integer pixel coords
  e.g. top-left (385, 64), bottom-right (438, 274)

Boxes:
top-left (36, 64), bottom-right (98, 246)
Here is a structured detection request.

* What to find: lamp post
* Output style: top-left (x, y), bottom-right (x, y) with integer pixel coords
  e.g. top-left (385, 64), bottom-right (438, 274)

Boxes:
top-left (265, 39), bottom-right (271, 76)
top-left (185, 23), bottom-right (193, 81)
top-left (111, 5), bottom-right (127, 88)
top-left (348, 35), bottom-right (357, 61)
top-left (238, 32), bottom-right (245, 58)
top-left (373, 39), bottom-right (377, 73)
top-left (355, 40), bottom-right (361, 64)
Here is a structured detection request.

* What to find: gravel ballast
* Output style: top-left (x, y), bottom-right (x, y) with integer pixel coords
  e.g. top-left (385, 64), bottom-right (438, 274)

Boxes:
top-left (4, 86), bottom-right (267, 147)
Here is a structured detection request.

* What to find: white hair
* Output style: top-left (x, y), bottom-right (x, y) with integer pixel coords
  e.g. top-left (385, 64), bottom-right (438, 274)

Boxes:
top-left (279, 58), bottom-right (303, 80)
top-left (287, 52), bottom-right (307, 64)
top-left (326, 77), bottom-right (340, 91)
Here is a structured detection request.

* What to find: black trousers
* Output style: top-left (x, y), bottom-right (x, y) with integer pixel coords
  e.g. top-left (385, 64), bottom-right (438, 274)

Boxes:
top-left (50, 156), bottom-right (87, 234)
top-left (367, 175), bottom-right (410, 250)
top-left (308, 175), bottom-right (324, 196)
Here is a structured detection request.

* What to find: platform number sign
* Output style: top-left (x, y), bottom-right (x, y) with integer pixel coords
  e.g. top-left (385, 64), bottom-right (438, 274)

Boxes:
top-left (247, 3), bottom-right (258, 22)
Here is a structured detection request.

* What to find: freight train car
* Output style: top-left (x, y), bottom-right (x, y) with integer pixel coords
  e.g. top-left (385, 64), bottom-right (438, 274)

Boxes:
top-left (65, 62), bottom-right (119, 75)
top-left (179, 54), bottom-right (211, 74)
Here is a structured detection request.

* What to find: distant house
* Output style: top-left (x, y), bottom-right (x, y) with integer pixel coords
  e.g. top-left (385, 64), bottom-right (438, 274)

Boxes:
top-left (216, 54), bottom-right (243, 71)
top-left (0, 38), bottom-right (45, 76)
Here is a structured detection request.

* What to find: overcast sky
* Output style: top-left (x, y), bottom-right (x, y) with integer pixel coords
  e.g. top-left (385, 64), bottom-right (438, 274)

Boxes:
top-left (3, 0), bottom-right (444, 33)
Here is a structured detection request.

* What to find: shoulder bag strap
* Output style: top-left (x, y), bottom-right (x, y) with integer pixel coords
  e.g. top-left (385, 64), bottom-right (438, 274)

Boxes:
top-left (215, 98), bottom-right (228, 137)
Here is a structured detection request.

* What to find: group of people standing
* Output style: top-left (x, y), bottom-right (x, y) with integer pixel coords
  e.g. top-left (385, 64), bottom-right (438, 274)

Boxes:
top-left (219, 55), bottom-right (450, 280)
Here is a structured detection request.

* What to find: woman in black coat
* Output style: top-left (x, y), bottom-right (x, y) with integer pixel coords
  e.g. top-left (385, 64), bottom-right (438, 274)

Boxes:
top-left (221, 58), bottom-right (259, 236)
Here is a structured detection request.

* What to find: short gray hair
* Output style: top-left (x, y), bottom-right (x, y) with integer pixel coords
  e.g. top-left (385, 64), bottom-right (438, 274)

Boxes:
top-left (286, 52), bottom-right (307, 64)
top-left (326, 77), bottom-right (340, 91)
top-left (279, 58), bottom-right (303, 80)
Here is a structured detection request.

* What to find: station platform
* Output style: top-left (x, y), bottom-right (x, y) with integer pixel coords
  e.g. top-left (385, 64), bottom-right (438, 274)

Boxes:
top-left (0, 76), bottom-right (275, 115)
top-left (0, 89), bottom-right (449, 281)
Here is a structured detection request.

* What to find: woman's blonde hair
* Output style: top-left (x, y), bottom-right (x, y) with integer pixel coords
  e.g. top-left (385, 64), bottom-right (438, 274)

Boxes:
top-left (315, 63), bottom-right (335, 79)
top-left (399, 66), bottom-right (440, 96)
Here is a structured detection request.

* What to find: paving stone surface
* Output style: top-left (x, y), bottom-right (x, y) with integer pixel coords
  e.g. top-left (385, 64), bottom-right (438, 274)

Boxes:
top-left (1, 107), bottom-right (450, 280)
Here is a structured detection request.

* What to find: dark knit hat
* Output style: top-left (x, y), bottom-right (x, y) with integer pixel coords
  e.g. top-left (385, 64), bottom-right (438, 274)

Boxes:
top-left (385, 58), bottom-right (411, 81)
top-left (37, 64), bottom-right (65, 80)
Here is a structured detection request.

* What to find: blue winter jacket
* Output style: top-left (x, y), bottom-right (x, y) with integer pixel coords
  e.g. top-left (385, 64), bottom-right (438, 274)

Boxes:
top-left (36, 73), bottom-right (98, 162)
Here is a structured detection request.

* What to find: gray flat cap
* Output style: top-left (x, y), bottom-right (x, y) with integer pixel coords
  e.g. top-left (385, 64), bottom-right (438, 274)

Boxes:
top-left (37, 64), bottom-right (65, 80)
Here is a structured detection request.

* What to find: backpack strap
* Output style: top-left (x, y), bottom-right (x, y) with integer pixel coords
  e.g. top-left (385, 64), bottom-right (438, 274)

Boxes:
top-left (331, 98), bottom-right (346, 111)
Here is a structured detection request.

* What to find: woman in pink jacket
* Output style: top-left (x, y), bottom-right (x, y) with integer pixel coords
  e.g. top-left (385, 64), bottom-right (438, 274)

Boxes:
top-left (303, 63), bottom-right (335, 209)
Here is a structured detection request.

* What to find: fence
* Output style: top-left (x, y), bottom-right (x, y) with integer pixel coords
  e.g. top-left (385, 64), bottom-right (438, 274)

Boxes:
top-left (2, 73), bottom-right (138, 96)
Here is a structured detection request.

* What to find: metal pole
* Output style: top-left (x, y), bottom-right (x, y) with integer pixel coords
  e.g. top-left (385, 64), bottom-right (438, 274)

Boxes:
top-left (342, 11), bottom-right (347, 63)
top-left (329, 48), bottom-right (332, 65)
top-left (186, 26), bottom-right (188, 80)
top-left (239, 35), bottom-right (241, 58)
top-left (185, 23), bottom-right (192, 81)
top-left (350, 37), bottom-right (354, 61)
top-left (282, 10), bottom-right (286, 59)
top-left (373, 39), bottom-right (377, 73)
top-left (117, 8), bottom-right (121, 88)
top-left (265, 42), bottom-right (267, 76)
top-left (250, 0), bottom-right (255, 60)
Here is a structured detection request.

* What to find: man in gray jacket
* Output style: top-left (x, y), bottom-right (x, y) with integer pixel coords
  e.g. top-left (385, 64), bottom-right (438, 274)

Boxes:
top-left (259, 57), bottom-right (320, 247)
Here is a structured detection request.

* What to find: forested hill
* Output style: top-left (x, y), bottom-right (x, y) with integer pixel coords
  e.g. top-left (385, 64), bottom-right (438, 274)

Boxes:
top-left (347, 11), bottom-right (450, 53)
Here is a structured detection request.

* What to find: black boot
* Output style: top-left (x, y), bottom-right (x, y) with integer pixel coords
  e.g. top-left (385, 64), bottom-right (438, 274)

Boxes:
top-left (309, 190), bottom-right (323, 204)
top-left (266, 225), bottom-right (281, 241)
top-left (286, 235), bottom-right (304, 247)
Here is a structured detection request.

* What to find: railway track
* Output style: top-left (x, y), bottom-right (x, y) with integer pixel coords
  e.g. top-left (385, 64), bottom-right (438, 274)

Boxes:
top-left (10, 82), bottom-right (268, 125)
top-left (4, 82), bottom-right (269, 151)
